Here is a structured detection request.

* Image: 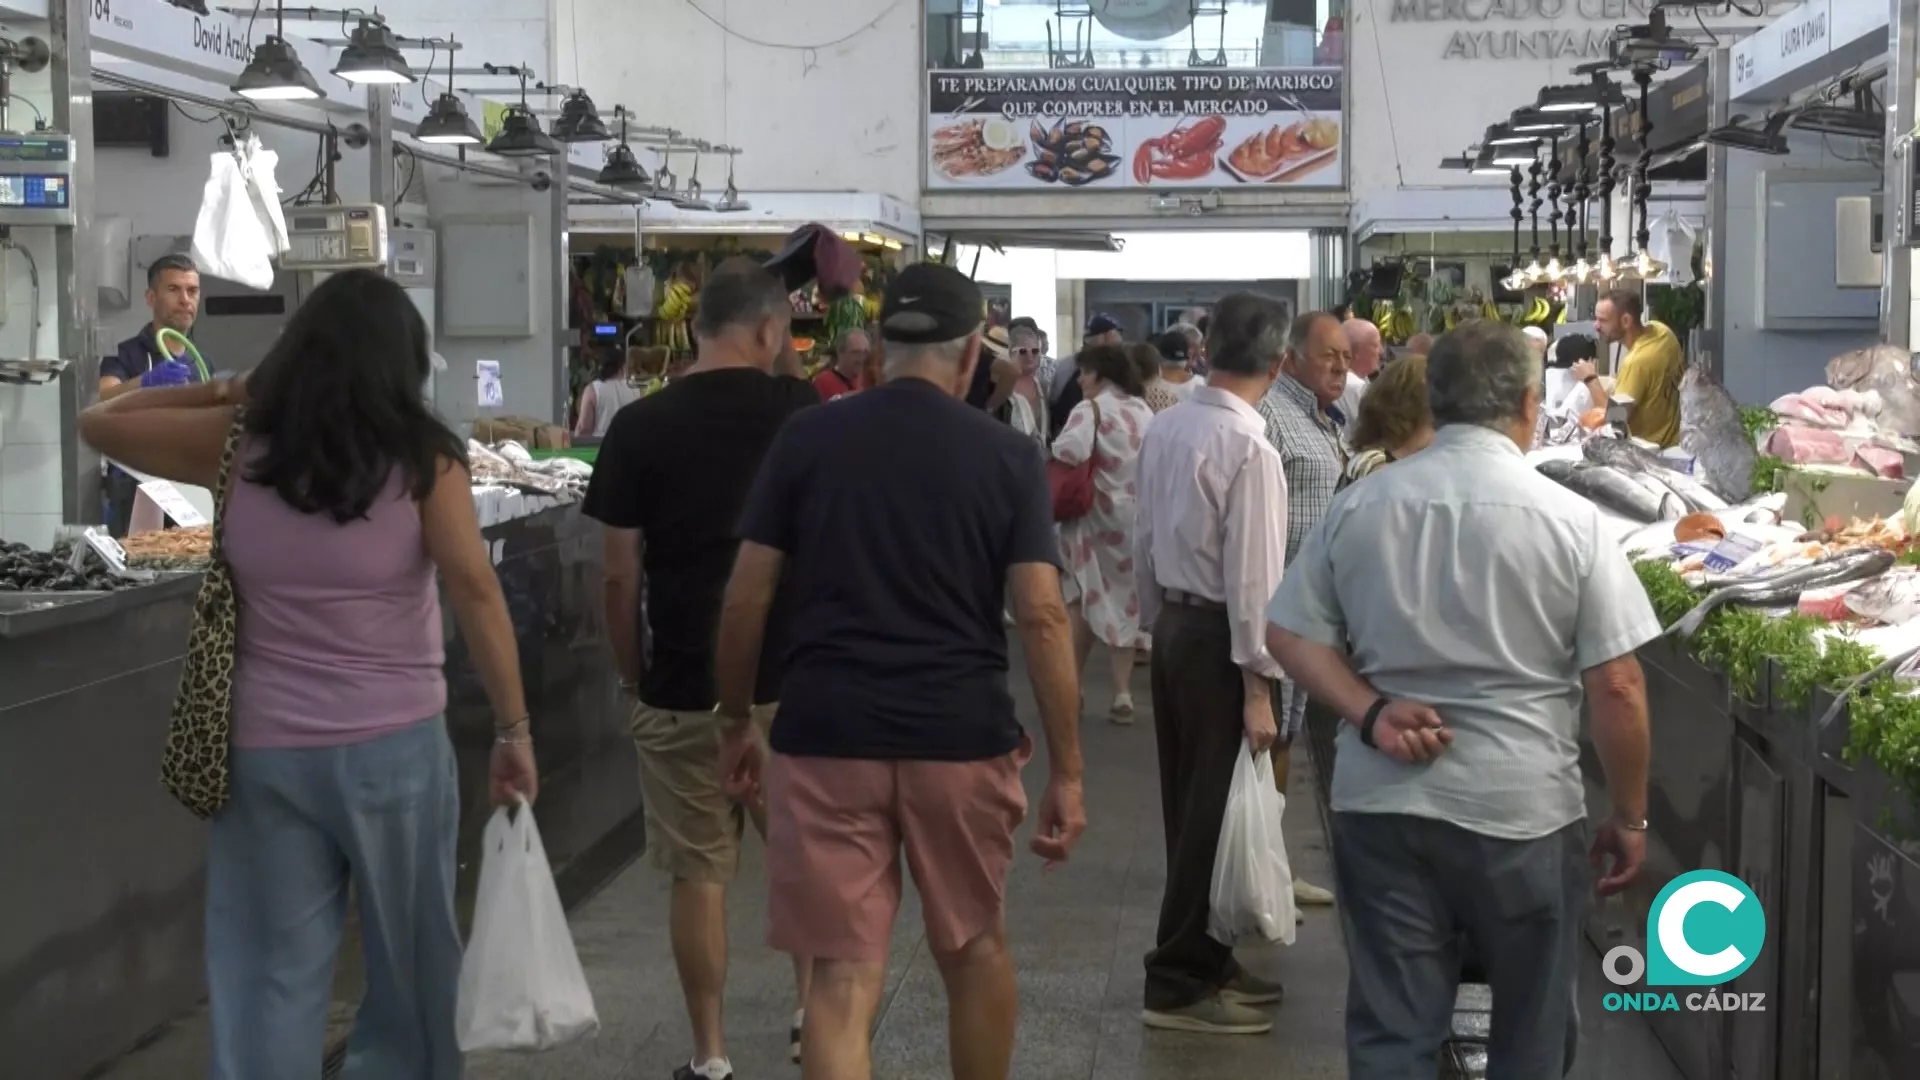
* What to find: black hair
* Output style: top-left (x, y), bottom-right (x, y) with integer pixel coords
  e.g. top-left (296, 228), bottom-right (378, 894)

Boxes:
top-left (243, 269), bottom-right (465, 523)
top-left (1076, 343), bottom-right (1147, 396)
top-left (1009, 315), bottom-right (1039, 333)
top-left (1599, 288), bottom-right (1645, 323)
top-left (595, 345), bottom-right (626, 381)
top-left (694, 262), bottom-right (792, 340)
top-left (1207, 292), bottom-right (1289, 376)
top-left (1552, 333), bottom-right (1597, 368)
top-left (148, 253), bottom-right (199, 288)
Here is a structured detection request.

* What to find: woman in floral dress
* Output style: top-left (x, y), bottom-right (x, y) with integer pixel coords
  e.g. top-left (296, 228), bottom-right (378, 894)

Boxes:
top-left (1050, 343), bottom-right (1155, 722)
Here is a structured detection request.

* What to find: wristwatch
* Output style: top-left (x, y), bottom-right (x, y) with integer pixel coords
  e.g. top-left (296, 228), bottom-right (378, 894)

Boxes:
top-left (1359, 697), bottom-right (1389, 749)
top-left (1617, 816), bottom-right (1650, 831)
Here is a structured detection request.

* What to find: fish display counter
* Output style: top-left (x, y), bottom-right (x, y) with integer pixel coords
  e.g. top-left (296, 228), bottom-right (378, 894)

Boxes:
top-left (1535, 386), bottom-right (1920, 1078)
top-left (0, 492), bottom-right (635, 1079)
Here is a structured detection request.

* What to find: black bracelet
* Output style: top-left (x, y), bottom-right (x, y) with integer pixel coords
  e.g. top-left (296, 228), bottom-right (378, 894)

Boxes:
top-left (1359, 697), bottom-right (1390, 749)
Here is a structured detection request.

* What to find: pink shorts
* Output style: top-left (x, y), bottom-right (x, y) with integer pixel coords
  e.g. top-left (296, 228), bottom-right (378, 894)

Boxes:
top-left (766, 741), bottom-right (1031, 963)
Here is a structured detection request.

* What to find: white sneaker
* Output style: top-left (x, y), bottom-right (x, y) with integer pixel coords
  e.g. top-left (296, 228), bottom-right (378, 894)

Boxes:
top-left (1110, 692), bottom-right (1135, 725)
top-left (1293, 878), bottom-right (1336, 906)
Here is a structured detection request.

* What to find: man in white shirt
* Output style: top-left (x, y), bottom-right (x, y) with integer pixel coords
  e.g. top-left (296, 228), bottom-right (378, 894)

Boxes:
top-left (1266, 320), bottom-right (1655, 1076)
top-left (1132, 292), bottom-right (1291, 1036)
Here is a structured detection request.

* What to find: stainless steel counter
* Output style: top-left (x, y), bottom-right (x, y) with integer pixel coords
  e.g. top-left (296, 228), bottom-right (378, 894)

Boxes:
top-left (0, 501), bottom-right (638, 1079)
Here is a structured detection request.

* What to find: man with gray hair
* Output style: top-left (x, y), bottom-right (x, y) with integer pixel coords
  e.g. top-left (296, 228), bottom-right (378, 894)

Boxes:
top-left (812, 327), bottom-right (871, 401)
top-left (713, 261), bottom-right (1087, 1079)
top-left (1264, 320), bottom-right (1656, 1076)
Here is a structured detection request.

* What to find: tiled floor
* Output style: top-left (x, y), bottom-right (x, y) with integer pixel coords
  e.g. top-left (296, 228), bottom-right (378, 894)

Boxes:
top-left (99, 650), bottom-right (1687, 1080)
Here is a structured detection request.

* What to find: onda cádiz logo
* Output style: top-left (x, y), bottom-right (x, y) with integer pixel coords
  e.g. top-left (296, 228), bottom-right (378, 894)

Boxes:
top-left (1602, 870), bottom-right (1768, 1014)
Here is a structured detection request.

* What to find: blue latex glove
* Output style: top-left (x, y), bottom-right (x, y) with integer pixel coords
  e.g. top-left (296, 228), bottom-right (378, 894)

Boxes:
top-left (141, 360), bottom-right (195, 388)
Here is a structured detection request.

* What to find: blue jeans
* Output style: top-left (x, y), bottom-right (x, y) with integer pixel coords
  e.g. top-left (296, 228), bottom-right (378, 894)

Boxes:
top-left (205, 716), bottom-right (462, 1080)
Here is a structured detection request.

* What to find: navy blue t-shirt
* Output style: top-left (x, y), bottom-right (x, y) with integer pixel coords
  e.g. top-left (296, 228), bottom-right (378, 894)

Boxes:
top-left (738, 377), bottom-right (1060, 761)
top-left (101, 326), bottom-right (202, 385)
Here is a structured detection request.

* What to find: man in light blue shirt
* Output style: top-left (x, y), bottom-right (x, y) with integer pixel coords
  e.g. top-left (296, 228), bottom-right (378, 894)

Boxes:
top-left (1265, 320), bottom-right (1656, 1077)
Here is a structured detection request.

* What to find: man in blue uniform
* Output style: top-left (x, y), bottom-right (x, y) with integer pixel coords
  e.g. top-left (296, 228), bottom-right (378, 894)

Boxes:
top-left (98, 253), bottom-right (204, 533)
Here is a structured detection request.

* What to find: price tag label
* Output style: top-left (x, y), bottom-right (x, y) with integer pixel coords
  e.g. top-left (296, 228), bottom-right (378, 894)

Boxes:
top-left (81, 526), bottom-right (129, 573)
top-left (137, 479), bottom-right (210, 527)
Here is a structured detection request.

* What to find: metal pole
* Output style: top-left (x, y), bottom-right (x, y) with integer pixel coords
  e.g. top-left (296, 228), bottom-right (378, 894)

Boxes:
top-left (1883, 0), bottom-right (1918, 348)
top-left (1701, 47), bottom-right (1730, 384)
top-left (551, 169), bottom-right (570, 426)
top-left (366, 85), bottom-right (394, 209)
top-left (55, 0), bottom-right (98, 524)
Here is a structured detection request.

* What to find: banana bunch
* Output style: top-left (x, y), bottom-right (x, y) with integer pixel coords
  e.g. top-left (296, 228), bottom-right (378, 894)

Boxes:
top-left (657, 278), bottom-right (695, 321)
top-left (1511, 296), bottom-right (1553, 326)
top-left (653, 320), bottom-right (692, 351)
top-left (1375, 305), bottom-right (1417, 345)
top-left (863, 291), bottom-right (881, 321)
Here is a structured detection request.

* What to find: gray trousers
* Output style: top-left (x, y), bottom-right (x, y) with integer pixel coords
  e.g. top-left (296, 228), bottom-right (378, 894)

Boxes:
top-left (1332, 812), bottom-right (1588, 1080)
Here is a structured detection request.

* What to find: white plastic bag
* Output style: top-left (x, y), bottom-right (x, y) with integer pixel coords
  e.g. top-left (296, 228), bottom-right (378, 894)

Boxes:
top-left (1208, 741), bottom-right (1297, 947)
top-left (191, 151), bottom-right (276, 290)
top-left (1646, 208), bottom-right (1698, 286)
top-left (455, 802), bottom-right (599, 1052)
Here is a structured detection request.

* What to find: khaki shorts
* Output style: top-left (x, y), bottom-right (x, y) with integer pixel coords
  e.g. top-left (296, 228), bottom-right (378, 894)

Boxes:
top-left (629, 701), bottom-right (776, 884)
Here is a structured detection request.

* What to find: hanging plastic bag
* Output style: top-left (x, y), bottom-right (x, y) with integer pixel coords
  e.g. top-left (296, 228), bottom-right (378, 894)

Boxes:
top-left (455, 801), bottom-right (599, 1052)
top-left (1646, 208), bottom-right (1698, 286)
top-left (238, 135), bottom-right (291, 257)
top-left (190, 151), bottom-right (276, 290)
top-left (1208, 740), bottom-right (1297, 947)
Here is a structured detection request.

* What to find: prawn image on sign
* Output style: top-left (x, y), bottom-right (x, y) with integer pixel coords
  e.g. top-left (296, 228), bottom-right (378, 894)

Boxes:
top-left (1133, 115), bottom-right (1226, 182)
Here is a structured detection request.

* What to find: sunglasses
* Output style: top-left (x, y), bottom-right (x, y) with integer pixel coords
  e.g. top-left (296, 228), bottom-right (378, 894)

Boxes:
top-left (1013, 346), bottom-right (1040, 355)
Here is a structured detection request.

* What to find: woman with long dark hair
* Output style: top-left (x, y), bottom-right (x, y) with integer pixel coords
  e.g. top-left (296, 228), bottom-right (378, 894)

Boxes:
top-left (574, 343), bottom-right (642, 437)
top-left (79, 269), bottom-right (536, 1079)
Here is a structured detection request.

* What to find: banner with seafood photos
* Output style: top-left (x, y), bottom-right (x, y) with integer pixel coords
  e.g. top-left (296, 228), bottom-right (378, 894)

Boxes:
top-left (926, 68), bottom-right (1343, 191)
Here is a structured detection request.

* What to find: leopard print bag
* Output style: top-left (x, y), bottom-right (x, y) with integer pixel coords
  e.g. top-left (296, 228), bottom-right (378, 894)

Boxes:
top-left (160, 410), bottom-right (246, 819)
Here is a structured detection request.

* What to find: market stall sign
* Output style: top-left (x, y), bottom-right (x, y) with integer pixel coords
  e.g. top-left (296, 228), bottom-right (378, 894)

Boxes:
top-left (926, 68), bottom-right (1342, 192)
top-left (1387, 0), bottom-right (1788, 60)
top-left (1730, 0), bottom-right (1831, 100)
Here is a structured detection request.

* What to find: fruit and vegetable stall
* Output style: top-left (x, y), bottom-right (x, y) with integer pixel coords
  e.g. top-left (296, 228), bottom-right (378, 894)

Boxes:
top-left (0, 469), bottom-right (634, 1077)
top-left (1526, 344), bottom-right (1920, 1080)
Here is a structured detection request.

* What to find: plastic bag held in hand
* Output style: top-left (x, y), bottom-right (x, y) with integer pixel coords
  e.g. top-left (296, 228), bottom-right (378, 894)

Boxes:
top-left (141, 360), bottom-right (194, 389)
top-left (1208, 740), bottom-right (1297, 947)
top-left (455, 802), bottom-right (599, 1052)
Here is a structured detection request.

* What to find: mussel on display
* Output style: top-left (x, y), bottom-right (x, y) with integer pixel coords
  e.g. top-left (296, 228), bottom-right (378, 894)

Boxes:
top-left (1025, 119), bottom-right (1118, 186)
top-left (0, 541), bottom-right (131, 592)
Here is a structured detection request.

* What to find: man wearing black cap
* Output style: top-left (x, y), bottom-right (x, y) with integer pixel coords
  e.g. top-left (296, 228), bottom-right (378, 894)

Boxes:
top-left (712, 262), bottom-right (1088, 1080)
top-left (1048, 313), bottom-right (1124, 441)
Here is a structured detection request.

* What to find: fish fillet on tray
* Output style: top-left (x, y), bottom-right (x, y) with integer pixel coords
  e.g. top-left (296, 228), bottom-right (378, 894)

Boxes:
top-left (932, 118), bottom-right (1026, 180)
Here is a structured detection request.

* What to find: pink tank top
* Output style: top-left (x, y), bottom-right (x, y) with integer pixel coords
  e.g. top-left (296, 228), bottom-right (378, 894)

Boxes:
top-left (223, 442), bottom-right (446, 749)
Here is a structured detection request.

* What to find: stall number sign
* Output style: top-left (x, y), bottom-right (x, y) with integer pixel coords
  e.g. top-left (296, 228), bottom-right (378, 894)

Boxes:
top-left (138, 479), bottom-right (209, 528)
top-left (1907, 139), bottom-right (1920, 250)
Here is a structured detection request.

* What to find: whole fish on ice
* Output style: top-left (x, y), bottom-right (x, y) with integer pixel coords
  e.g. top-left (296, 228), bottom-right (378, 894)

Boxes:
top-left (1843, 571), bottom-right (1920, 626)
top-left (1582, 435), bottom-right (1727, 511)
top-left (1536, 459), bottom-right (1676, 523)
top-left (1665, 548), bottom-right (1896, 639)
top-left (1679, 364), bottom-right (1758, 500)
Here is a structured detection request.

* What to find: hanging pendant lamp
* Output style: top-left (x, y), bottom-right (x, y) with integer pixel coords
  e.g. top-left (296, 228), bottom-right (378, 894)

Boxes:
top-left (486, 71), bottom-right (558, 157)
top-left (234, 5), bottom-right (324, 103)
top-left (415, 35), bottom-right (482, 145)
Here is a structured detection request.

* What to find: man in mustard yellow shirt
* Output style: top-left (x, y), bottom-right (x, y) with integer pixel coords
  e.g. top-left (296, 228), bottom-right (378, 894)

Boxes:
top-left (1570, 289), bottom-right (1685, 447)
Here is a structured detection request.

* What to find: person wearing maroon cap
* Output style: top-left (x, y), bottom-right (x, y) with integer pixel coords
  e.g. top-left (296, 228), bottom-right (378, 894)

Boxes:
top-left (714, 262), bottom-right (1087, 1080)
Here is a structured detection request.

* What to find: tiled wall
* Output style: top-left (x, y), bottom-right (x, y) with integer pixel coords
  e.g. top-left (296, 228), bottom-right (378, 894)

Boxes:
top-left (0, 222), bottom-right (67, 551)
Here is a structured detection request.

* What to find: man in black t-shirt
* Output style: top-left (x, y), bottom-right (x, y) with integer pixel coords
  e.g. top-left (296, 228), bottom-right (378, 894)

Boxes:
top-left (581, 263), bottom-right (814, 1080)
top-left (709, 262), bottom-right (1087, 1078)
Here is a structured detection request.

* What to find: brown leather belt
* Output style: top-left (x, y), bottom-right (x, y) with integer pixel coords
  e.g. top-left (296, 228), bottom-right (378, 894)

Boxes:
top-left (1162, 588), bottom-right (1227, 611)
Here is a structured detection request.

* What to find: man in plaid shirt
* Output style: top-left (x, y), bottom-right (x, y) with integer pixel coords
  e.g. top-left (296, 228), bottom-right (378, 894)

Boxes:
top-left (1256, 308), bottom-right (1352, 908)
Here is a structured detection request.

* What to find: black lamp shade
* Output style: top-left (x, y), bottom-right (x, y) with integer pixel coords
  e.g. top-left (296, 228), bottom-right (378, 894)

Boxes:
top-left (597, 142), bottom-right (650, 186)
top-left (233, 37), bottom-right (325, 101)
top-left (416, 93), bottom-right (483, 144)
top-left (1483, 123), bottom-right (1534, 147)
top-left (1510, 107), bottom-right (1573, 134)
top-left (552, 91), bottom-right (611, 142)
top-left (1537, 80), bottom-right (1626, 113)
top-left (487, 106), bottom-right (559, 157)
top-left (333, 22), bottom-right (414, 84)
top-left (1470, 146), bottom-right (1507, 176)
